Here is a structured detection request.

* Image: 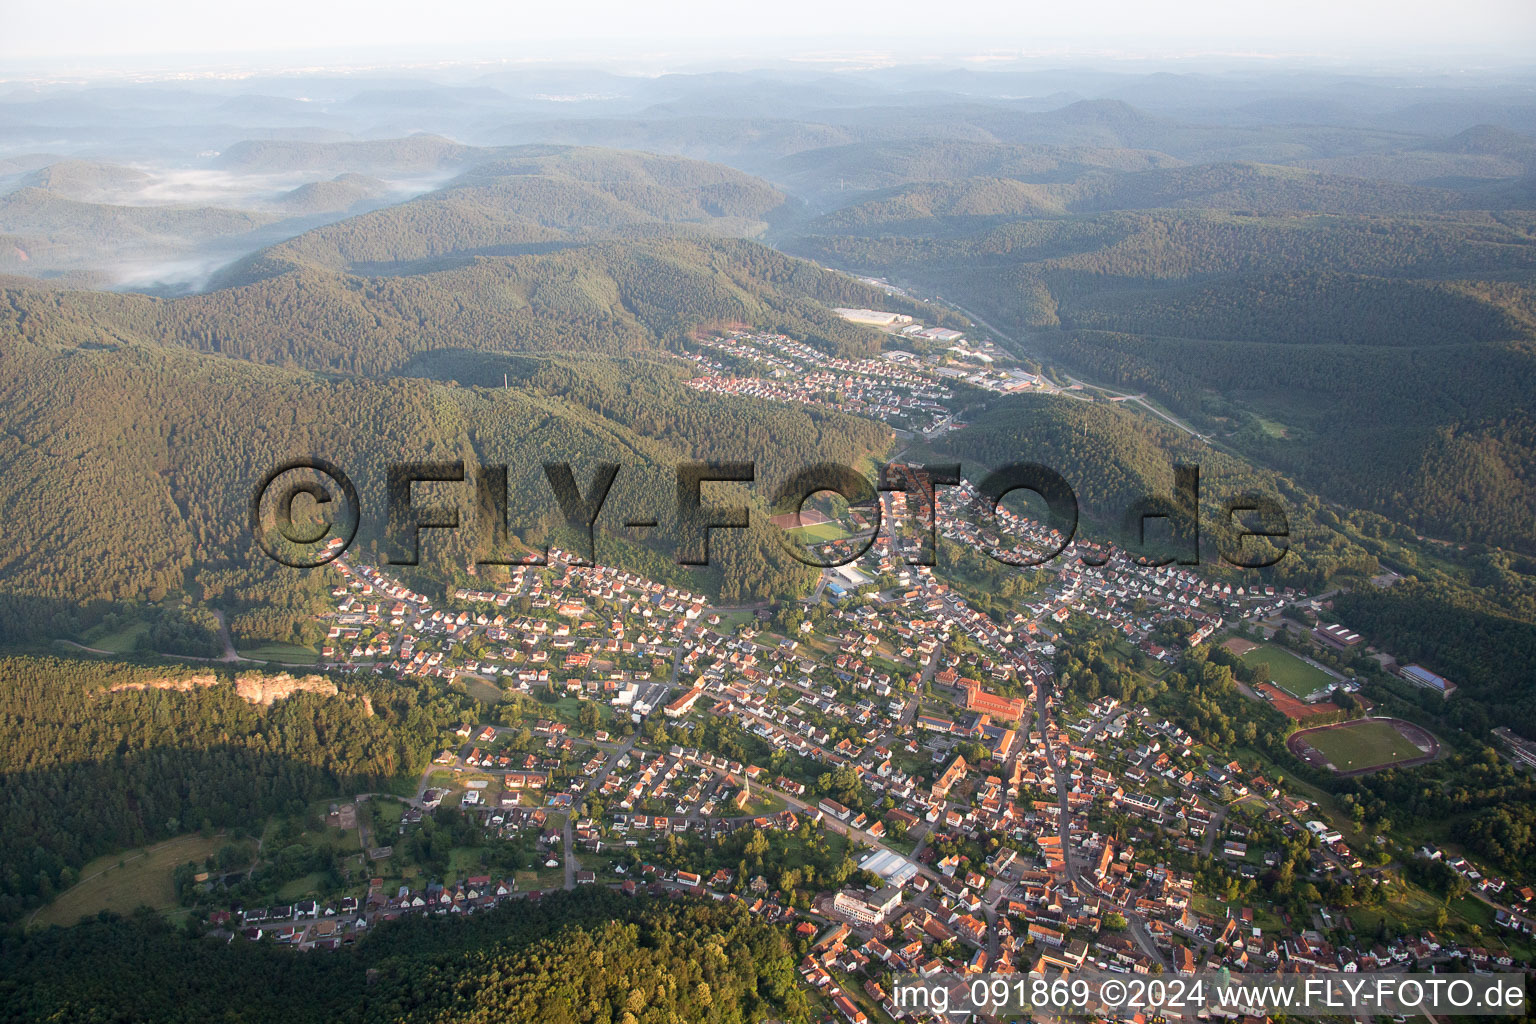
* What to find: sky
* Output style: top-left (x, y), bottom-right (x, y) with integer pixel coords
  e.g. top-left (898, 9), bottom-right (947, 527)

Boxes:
top-left (4, 0), bottom-right (1535, 69)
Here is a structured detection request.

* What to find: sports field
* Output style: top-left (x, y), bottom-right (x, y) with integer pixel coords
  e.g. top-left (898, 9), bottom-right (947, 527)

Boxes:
top-left (1238, 642), bottom-right (1336, 699)
top-left (1290, 718), bottom-right (1437, 774)
top-left (788, 520), bottom-right (851, 543)
top-left (1258, 683), bottom-right (1344, 722)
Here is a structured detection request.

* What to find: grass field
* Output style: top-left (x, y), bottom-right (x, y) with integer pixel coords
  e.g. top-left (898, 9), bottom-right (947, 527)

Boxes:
top-left (236, 641), bottom-right (320, 665)
top-left (457, 676), bottom-right (504, 703)
top-left (788, 520), bottom-right (851, 543)
top-left (77, 618), bottom-right (150, 654)
top-left (1255, 416), bottom-right (1292, 440)
top-left (742, 791), bottom-right (788, 815)
top-left (263, 804), bottom-right (364, 857)
top-left (370, 800), bottom-right (405, 829)
top-left (1239, 643), bottom-right (1336, 698)
top-left (713, 608), bottom-right (756, 631)
top-left (277, 871), bottom-right (330, 900)
top-left (515, 865), bottom-right (566, 891)
top-left (31, 833), bottom-right (247, 929)
top-left (448, 847), bottom-right (488, 875)
top-left (1301, 719), bottom-right (1423, 771)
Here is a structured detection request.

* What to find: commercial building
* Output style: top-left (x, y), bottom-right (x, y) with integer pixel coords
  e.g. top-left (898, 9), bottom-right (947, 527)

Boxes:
top-left (859, 849), bottom-right (921, 887)
top-left (832, 308), bottom-right (913, 327)
top-left (1313, 622), bottom-right (1363, 650)
top-left (832, 885), bottom-right (905, 926)
top-left (664, 685), bottom-right (706, 717)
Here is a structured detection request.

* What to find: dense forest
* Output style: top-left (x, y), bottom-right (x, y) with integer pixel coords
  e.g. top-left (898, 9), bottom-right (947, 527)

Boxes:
top-left (1, 889), bottom-right (807, 1023)
top-left (0, 656), bottom-right (469, 922)
top-left (3, 235), bottom-right (899, 376)
top-left (246, 147), bottom-right (795, 275)
top-left (785, 201), bottom-right (1536, 556)
top-left (928, 393), bottom-right (1377, 586)
top-left (1335, 582), bottom-right (1536, 736)
top-left (0, 243), bottom-right (902, 642)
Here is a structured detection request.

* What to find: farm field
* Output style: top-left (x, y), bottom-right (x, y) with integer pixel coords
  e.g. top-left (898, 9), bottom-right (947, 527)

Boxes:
top-left (1238, 642), bottom-right (1337, 699)
top-left (515, 864), bottom-right (566, 890)
top-left (30, 832), bottom-right (246, 929)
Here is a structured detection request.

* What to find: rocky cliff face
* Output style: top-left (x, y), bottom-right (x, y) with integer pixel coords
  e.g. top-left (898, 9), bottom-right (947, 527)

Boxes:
top-left (106, 672), bottom-right (219, 694)
top-left (106, 670), bottom-right (349, 709)
top-left (234, 672), bottom-right (339, 706)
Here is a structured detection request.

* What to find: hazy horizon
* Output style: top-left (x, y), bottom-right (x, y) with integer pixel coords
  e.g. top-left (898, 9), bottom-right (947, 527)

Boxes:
top-left (3, 0), bottom-right (1534, 78)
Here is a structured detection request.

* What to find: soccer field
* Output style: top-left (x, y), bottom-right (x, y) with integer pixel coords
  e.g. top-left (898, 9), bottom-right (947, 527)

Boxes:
top-left (1300, 719), bottom-right (1424, 771)
top-left (1239, 643), bottom-right (1336, 698)
top-left (788, 520), bottom-right (851, 543)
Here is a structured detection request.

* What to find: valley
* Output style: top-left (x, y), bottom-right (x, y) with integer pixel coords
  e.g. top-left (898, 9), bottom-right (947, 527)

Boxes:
top-left (1, 53), bottom-right (1535, 1023)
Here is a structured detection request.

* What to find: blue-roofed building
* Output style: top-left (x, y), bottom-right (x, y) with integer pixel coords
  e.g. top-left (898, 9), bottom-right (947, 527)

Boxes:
top-left (1400, 663), bottom-right (1456, 697)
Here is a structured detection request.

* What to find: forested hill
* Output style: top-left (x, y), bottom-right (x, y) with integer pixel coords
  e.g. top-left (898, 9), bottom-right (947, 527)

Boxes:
top-left (0, 158), bottom-right (966, 644)
top-left (5, 231), bottom-right (923, 375)
top-left (0, 142), bottom-right (805, 287)
top-left (928, 393), bottom-right (1379, 588)
top-left (802, 162), bottom-right (1475, 237)
top-left (0, 656), bottom-right (462, 922)
top-left (179, 238), bottom-right (903, 373)
top-left (214, 134), bottom-right (477, 175)
top-left (1, 889), bottom-right (808, 1023)
top-left (763, 139), bottom-right (1180, 204)
top-left (0, 304), bottom-right (890, 642)
top-left (223, 146), bottom-right (798, 282)
top-left (786, 201), bottom-right (1536, 555)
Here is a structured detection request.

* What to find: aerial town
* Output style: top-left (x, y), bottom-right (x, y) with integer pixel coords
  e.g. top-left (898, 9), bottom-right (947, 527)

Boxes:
top-left (187, 404), bottom-right (1533, 1022)
top-left (681, 320), bottom-right (1050, 440)
top-left (7, 34), bottom-right (1536, 1024)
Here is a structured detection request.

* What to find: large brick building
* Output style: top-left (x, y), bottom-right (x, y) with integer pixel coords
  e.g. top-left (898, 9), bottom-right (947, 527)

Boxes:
top-left (962, 679), bottom-right (1026, 721)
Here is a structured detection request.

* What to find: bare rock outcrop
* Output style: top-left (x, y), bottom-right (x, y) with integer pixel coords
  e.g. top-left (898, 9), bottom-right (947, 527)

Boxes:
top-left (234, 672), bottom-right (338, 706)
top-left (104, 670), bottom-right (361, 711)
top-left (106, 672), bottom-right (219, 694)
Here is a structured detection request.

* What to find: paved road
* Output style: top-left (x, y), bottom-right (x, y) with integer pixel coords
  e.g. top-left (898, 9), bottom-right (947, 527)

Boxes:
top-left (917, 645), bottom-right (943, 692)
top-left (562, 648), bottom-right (685, 890)
top-left (920, 289), bottom-right (1211, 442)
top-left (563, 813), bottom-right (577, 890)
top-left (409, 766), bottom-right (437, 806)
top-left (1200, 804), bottom-right (1228, 856)
top-left (1035, 680), bottom-right (1173, 971)
top-left (1061, 374), bottom-right (1211, 442)
top-left (1037, 691), bottom-right (1082, 884)
top-left (567, 728), bottom-right (650, 891)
